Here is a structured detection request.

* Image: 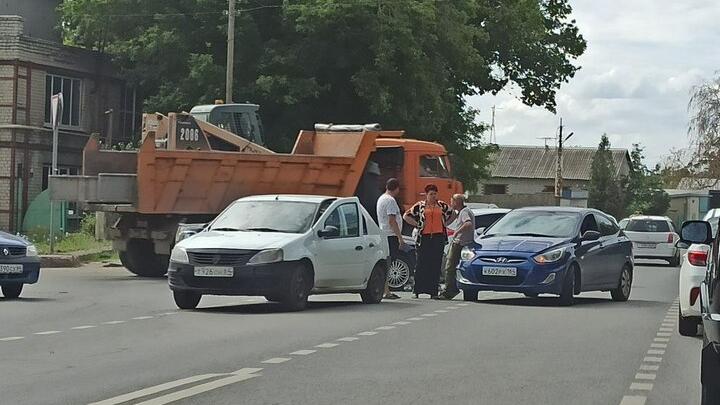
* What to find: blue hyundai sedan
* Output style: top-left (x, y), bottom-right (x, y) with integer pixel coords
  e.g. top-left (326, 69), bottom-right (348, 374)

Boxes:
top-left (0, 231), bottom-right (40, 299)
top-left (457, 207), bottom-right (633, 306)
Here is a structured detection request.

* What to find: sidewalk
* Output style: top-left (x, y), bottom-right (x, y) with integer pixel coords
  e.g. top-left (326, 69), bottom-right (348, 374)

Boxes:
top-left (40, 247), bottom-right (115, 268)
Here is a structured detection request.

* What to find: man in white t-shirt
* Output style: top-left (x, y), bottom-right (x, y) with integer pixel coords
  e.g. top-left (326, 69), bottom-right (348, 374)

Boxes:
top-left (376, 178), bottom-right (406, 300)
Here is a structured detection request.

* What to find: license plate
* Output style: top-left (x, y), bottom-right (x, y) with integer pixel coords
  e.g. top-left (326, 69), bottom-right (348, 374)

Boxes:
top-left (193, 266), bottom-right (234, 277)
top-left (482, 266), bottom-right (517, 277)
top-left (636, 243), bottom-right (656, 249)
top-left (0, 264), bottom-right (23, 274)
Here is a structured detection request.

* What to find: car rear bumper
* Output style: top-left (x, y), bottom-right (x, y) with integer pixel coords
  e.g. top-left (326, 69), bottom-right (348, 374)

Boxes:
top-left (0, 258), bottom-right (40, 285)
top-left (633, 244), bottom-right (676, 259)
top-left (168, 261), bottom-right (298, 296)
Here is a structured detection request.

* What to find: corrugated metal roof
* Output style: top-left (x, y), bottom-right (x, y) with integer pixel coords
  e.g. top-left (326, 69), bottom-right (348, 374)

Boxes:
top-left (490, 146), bottom-right (630, 181)
top-left (676, 177), bottom-right (720, 191)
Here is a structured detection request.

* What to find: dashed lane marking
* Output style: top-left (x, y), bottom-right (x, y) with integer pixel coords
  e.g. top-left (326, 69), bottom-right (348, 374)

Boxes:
top-left (315, 343), bottom-right (339, 348)
top-left (133, 368), bottom-right (262, 405)
top-left (619, 396), bottom-right (647, 405)
top-left (654, 337), bottom-right (670, 343)
top-left (357, 331), bottom-right (378, 336)
top-left (434, 310), bottom-right (448, 313)
top-left (647, 349), bottom-right (665, 355)
top-left (630, 383), bottom-right (654, 391)
top-left (639, 365), bottom-right (659, 371)
top-left (336, 337), bottom-right (359, 342)
top-left (375, 326), bottom-right (395, 330)
top-left (421, 313), bottom-right (438, 317)
top-left (392, 321), bottom-right (411, 326)
top-left (34, 330), bottom-right (61, 335)
top-left (290, 350), bottom-right (316, 356)
top-left (71, 325), bottom-right (96, 330)
top-left (650, 343), bottom-right (667, 349)
top-left (635, 373), bottom-right (657, 381)
top-left (102, 321), bottom-right (125, 325)
top-left (0, 336), bottom-right (24, 341)
top-left (406, 317), bottom-right (424, 321)
top-left (261, 358), bottom-right (291, 364)
top-left (132, 316), bottom-right (154, 320)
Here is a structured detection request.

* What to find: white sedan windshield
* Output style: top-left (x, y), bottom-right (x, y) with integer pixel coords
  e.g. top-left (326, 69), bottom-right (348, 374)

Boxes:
top-left (210, 200), bottom-right (319, 233)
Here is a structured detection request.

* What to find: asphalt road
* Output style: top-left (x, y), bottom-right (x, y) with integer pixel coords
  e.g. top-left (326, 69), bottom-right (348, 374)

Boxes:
top-left (0, 261), bottom-right (702, 405)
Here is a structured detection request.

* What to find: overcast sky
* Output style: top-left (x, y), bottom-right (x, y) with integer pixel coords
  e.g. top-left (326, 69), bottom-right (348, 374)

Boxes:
top-left (467, 0), bottom-right (720, 165)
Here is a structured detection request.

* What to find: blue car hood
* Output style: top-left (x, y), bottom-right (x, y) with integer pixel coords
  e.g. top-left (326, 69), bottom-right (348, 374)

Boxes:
top-left (0, 230), bottom-right (29, 246)
top-left (475, 236), bottom-right (569, 253)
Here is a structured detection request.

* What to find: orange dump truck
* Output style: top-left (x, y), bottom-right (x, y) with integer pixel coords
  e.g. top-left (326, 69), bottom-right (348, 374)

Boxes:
top-left (50, 114), bottom-right (463, 277)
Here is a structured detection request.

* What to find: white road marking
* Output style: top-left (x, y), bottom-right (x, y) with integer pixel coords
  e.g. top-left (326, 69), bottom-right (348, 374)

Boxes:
top-left (0, 336), bottom-right (24, 341)
top-left (635, 373), bottom-right (657, 381)
top-left (315, 343), bottom-right (339, 348)
top-left (643, 357), bottom-right (663, 363)
top-left (357, 331), bottom-right (378, 336)
top-left (261, 357), bottom-right (291, 364)
top-left (659, 327), bottom-right (673, 332)
top-left (446, 306), bottom-right (460, 309)
top-left (647, 349), bottom-right (665, 355)
top-left (34, 330), bottom-right (61, 335)
top-left (71, 325), bottom-right (96, 330)
top-left (337, 337), bottom-right (359, 342)
top-left (654, 337), bottom-right (670, 342)
top-left (290, 350), bottom-right (316, 355)
top-left (619, 395), bottom-right (647, 405)
top-left (421, 313), bottom-right (438, 317)
top-left (639, 364), bottom-right (660, 371)
top-left (458, 303), bottom-right (470, 306)
top-left (376, 326), bottom-right (395, 330)
top-left (650, 343), bottom-right (668, 349)
top-left (102, 321), bottom-right (126, 325)
top-left (434, 310), bottom-right (448, 313)
top-left (656, 332), bottom-right (672, 337)
top-left (630, 383), bottom-right (654, 391)
top-left (88, 373), bottom-right (226, 405)
top-left (661, 323), bottom-right (673, 327)
top-left (132, 316), bottom-right (154, 320)
top-left (406, 317), bottom-right (424, 321)
top-left (392, 321), bottom-right (411, 326)
top-left (160, 312), bottom-right (179, 316)
top-left (133, 369), bottom-right (261, 405)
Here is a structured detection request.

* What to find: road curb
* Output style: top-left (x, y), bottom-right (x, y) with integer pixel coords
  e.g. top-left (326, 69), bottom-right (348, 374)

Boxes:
top-left (40, 248), bottom-right (114, 268)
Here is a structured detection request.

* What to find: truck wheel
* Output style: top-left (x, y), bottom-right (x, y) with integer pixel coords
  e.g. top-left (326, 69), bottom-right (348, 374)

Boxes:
top-left (281, 265), bottom-right (312, 311)
top-left (361, 264), bottom-right (386, 304)
top-left (173, 290), bottom-right (201, 310)
top-left (125, 239), bottom-right (169, 278)
top-left (1, 284), bottom-right (23, 299)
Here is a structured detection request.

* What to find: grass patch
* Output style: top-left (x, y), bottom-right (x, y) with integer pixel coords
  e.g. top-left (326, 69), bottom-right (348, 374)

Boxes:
top-left (35, 233), bottom-right (111, 255)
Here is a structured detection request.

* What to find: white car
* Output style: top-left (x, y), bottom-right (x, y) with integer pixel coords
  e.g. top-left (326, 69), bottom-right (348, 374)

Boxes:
top-left (168, 195), bottom-right (390, 311)
top-left (446, 208), bottom-right (511, 243)
top-left (679, 213), bottom-right (720, 336)
top-left (623, 215), bottom-right (680, 266)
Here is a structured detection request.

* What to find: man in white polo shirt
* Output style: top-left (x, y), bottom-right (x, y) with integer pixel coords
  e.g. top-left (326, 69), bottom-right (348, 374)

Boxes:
top-left (376, 178), bottom-right (405, 300)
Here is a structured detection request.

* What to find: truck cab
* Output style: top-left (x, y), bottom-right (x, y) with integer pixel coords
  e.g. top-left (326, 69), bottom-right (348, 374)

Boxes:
top-left (189, 103), bottom-right (264, 146)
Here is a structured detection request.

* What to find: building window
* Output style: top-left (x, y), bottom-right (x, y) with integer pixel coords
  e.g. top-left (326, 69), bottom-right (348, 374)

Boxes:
top-left (484, 184), bottom-right (507, 195)
top-left (45, 74), bottom-right (81, 127)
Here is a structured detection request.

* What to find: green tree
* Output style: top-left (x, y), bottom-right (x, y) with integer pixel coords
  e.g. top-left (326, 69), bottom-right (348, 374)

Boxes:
top-left (588, 135), bottom-right (626, 218)
top-left (627, 144), bottom-right (670, 216)
top-left (60, 0), bottom-right (586, 190)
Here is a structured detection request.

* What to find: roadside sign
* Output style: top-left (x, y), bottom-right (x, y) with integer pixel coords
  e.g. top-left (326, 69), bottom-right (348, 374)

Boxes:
top-left (51, 93), bottom-right (63, 129)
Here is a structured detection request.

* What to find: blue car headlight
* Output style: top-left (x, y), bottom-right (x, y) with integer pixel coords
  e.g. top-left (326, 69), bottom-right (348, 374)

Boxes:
top-left (460, 246), bottom-right (476, 261)
top-left (533, 247), bottom-right (566, 264)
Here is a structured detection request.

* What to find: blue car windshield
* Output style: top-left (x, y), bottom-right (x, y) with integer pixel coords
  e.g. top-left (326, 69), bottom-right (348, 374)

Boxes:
top-left (484, 211), bottom-right (580, 238)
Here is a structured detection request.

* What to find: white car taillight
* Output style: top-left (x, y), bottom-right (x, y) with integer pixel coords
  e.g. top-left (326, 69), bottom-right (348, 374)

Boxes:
top-left (667, 233), bottom-right (674, 243)
top-left (688, 250), bottom-right (708, 266)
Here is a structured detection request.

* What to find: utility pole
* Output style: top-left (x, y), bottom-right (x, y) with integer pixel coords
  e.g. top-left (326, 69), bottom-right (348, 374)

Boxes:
top-left (225, 0), bottom-right (236, 104)
top-left (490, 106), bottom-right (496, 144)
top-left (554, 117), bottom-right (574, 199)
top-left (554, 118), bottom-right (563, 198)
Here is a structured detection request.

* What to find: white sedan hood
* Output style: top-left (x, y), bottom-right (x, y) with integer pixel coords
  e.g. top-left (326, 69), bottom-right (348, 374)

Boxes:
top-left (178, 230), bottom-right (305, 250)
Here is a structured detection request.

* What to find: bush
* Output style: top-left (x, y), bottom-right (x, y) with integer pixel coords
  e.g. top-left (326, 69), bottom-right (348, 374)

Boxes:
top-left (80, 213), bottom-right (96, 236)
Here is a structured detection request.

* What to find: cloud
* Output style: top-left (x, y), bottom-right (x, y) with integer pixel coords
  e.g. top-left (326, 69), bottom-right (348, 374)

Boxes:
top-left (467, 0), bottom-right (720, 165)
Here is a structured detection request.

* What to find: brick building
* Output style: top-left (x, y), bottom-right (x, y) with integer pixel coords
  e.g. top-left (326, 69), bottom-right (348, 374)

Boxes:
top-left (0, 4), bottom-right (135, 232)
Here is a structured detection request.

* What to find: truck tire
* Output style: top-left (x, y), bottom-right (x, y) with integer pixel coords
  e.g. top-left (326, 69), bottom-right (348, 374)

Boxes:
top-left (1, 283), bottom-right (23, 299)
top-left (125, 239), bottom-right (169, 278)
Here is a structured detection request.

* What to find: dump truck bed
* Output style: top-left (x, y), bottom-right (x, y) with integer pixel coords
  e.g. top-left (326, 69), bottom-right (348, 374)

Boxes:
top-left (51, 121), bottom-right (387, 215)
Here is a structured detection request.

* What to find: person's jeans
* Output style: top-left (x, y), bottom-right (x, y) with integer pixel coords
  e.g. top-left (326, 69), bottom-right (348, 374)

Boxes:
top-left (443, 243), bottom-right (463, 295)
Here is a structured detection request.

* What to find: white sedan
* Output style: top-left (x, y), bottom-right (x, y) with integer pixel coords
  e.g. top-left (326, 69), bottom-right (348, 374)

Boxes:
top-left (624, 215), bottom-right (680, 266)
top-left (168, 195), bottom-right (390, 311)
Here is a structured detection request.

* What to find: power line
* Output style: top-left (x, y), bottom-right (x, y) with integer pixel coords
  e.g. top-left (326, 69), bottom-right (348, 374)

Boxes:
top-left (75, 4), bottom-right (282, 18)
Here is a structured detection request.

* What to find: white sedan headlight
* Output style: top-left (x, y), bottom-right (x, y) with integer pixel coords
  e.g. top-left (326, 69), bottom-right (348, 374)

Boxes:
top-left (26, 245), bottom-right (38, 257)
top-left (533, 247), bottom-right (566, 264)
top-left (247, 249), bottom-right (284, 265)
top-left (170, 247), bottom-right (189, 263)
top-left (460, 246), bottom-right (476, 261)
